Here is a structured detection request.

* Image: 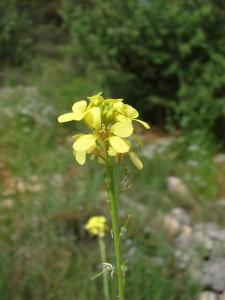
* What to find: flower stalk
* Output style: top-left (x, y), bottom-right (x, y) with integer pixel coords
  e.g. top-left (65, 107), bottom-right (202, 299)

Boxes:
top-left (107, 164), bottom-right (125, 300)
top-left (98, 237), bottom-right (110, 300)
top-left (58, 92), bottom-right (150, 299)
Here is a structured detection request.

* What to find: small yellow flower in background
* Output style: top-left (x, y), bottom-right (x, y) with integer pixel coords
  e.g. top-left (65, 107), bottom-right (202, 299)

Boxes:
top-left (58, 92), bottom-right (150, 169)
top-left (85, 216), bottom-right (107, 238)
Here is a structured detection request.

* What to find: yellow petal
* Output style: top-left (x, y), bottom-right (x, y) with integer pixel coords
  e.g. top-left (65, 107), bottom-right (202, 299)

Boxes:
top-left (134, 119), bottom-right (150, 129)
top-left (58, 112), bottom-right (76, 123)
top-left (72, 133), bottom-right (83, 141)
top-left (72, 100), bottom-right (87, 120)
top-left (84, 107), bottom-right (101, 130)
top-left (113, 101), bottom-right (125, 113)
top-left (111, 122), bottom-right (133, 138)
top-left (116, 114), bottom-right (132, 123)
top-left (87, 92), bottom-right (104, 106)
top-left (86, 144), bottom-right (96, 154)
top-left (124, 104), bottom-right (139, 119)
top-left (75, 151), bottom-right (86, 165)
top-left (108, 146), bottom-right (117, 156)
top-left (73, 134), bottom-right (97, 152)
top-left (104, 98), bottom-right (123, 104)
top-left (129, 151), bottom-right (143, 170)
top-left (109, 136), bottom-right (130, 153)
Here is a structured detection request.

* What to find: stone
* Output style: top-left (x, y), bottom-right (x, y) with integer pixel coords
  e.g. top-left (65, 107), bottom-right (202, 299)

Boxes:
top-left (199, 291), bottom-right (218, 300)
top-left (166, 176), bottom-right (191, 199)
top-left (169, 207), bottom-right (192, 226)
top-left (174, 249), bottom-right (191, 270)
top-left (214, 153), bottom-right (225, 164)
top-left (202, 258), bottom-right (225, 292)
top-left (218, 199), bottom-right (225, 207)
top-left (182, 225), bottom-right (193, 237)
top-left (142, 137), bottom-right (173, 159)
top-left (164, 215), bottom-right (181, 238)
top-left (175, 227), bottom-right (192, 247)
top-left (205, 223), bottom-right (225, 242)
top-left (193, 224), bottom-right (214, 251)
top-left (1, 199), bottom-right (14, 209)
top-left (219, 292), bottom-right (225, 300)
top-left (122, 196), bottom-right (146, 214)
top-left (16, 180), bottom-right (27, 193)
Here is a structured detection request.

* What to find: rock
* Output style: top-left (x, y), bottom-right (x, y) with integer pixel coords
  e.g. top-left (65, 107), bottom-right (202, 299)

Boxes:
top-left (164, 208), bottom-right (192, 239)
top-left (218, 199), bottom-right (225, 207)
top-left (219, 292), bottom-right (225, 300)
top-left (193, 223), bottom-right (225, 255)
top-left (166, 176), bottom-right (191, 199)
top-left (174, 249), bottom-right (192, 270)
top-left (142, 137), bottom-right (173, 159)
top-left (202, 258), bottom-right (225, 292)
top-left (186, 159), bottom-right (198, 167)
top-left (188, 144), bottom-right (200, 152)
top-left (199, 291), bottom-right (218, 300)
top-left (193, 224), bottom-right (214, 251)
top-left (1, 199), bottom-right (14, 209)
top-left (175, 226), bottom-right (193, 248)
top-left (169, 208), bottom-right (192, 226)
top-left (164, 215), bottom-right (181, 238)
top-left (182, 225), bottom-right (193, 237)
top-left (204, 223), bottom-right (225, 242)
top-left (122, 196), bottom-right (146, 214)
top-left (214, 153), bottom-right (225, 164)
top-left (16, 180), bottom-right (27, 193)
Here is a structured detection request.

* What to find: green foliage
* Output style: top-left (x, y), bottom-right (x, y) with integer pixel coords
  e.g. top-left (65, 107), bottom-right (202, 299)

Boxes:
top-left (62, 0), bottom-right (225, 131)
top-left (0, 0), bottom-right (31, 64)
top-left (0, 0), bottom-right (62, 65)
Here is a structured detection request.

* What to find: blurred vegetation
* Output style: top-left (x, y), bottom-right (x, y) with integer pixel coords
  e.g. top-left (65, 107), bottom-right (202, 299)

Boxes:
top-left (1, 0), bottom-right (225, 136)
top-left (62, 0), bottom-right (225, 134)
top-left (1, 0), bottom-right (225, 299)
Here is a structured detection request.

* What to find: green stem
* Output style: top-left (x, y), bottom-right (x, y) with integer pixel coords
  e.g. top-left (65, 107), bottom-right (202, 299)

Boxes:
top-left (99, 237), bottom-right (110, 300)
top-left (106, 164), bottom-right (125, 300)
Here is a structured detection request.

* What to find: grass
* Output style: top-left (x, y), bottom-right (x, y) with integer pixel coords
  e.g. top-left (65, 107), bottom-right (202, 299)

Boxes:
top-left (0, 58), bottom-right (223, 299)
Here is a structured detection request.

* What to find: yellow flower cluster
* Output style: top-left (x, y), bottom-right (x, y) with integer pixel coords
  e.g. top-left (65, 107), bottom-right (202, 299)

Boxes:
top-left (58, 92), bottom-right (150, 169)
top-left (85, 216), bottom-right (107, 238)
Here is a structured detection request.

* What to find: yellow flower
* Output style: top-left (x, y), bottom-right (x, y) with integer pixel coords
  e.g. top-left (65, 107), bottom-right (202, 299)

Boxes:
top-left (114, 102), bottom-right (150, 129)
top-left (85, 216), bottom-right (107, 238)
top-left (58, 92), bottom-right (150, 169)
top-left (58, 100), bottom-right (88, 123)
top-left (87, 92), bottom-right (104, 106)
top-left (108, 136), bottom-right (130, 153)
top-left (84, 107), bottom-right (101, 130)
top-left (72, 134), bottom-right (97, 165)
top-left (110, 121), bottom-right (133, 138)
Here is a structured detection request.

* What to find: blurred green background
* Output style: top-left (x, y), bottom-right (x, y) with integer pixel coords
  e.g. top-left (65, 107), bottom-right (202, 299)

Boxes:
top-left (1, 1), bottom-right (225, 299)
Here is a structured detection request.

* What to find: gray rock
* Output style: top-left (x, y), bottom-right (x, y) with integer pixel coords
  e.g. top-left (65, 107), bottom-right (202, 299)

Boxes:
top-left (203, 258), bottom-right (225, 292)
top-left (214, 153), bottom-right (225, 164)
top-left (122, 196), bottom-right (146, 214)
top-left (205, 223), bottom-right (225, 242)
top-left (175, 227), bottom-right (192, 248)
top-left (193, 224), bottom-right (214, 251)
top-left (219, 292), bottom-right (225, 300)
top-left (164, 215), bottom-right (181, 238)
top-left (169, 208), bottom-right (192, 226)
top-left (174, 249), bottom-right (191, 270)
top-left (166, 176), bottom-right (191, 199)
top-left (218, 199), bottom-right (225, 207)
top-left (142, 137), bottom-right (173, 159)
top-left (199, 291), bottom-right (218, 300)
